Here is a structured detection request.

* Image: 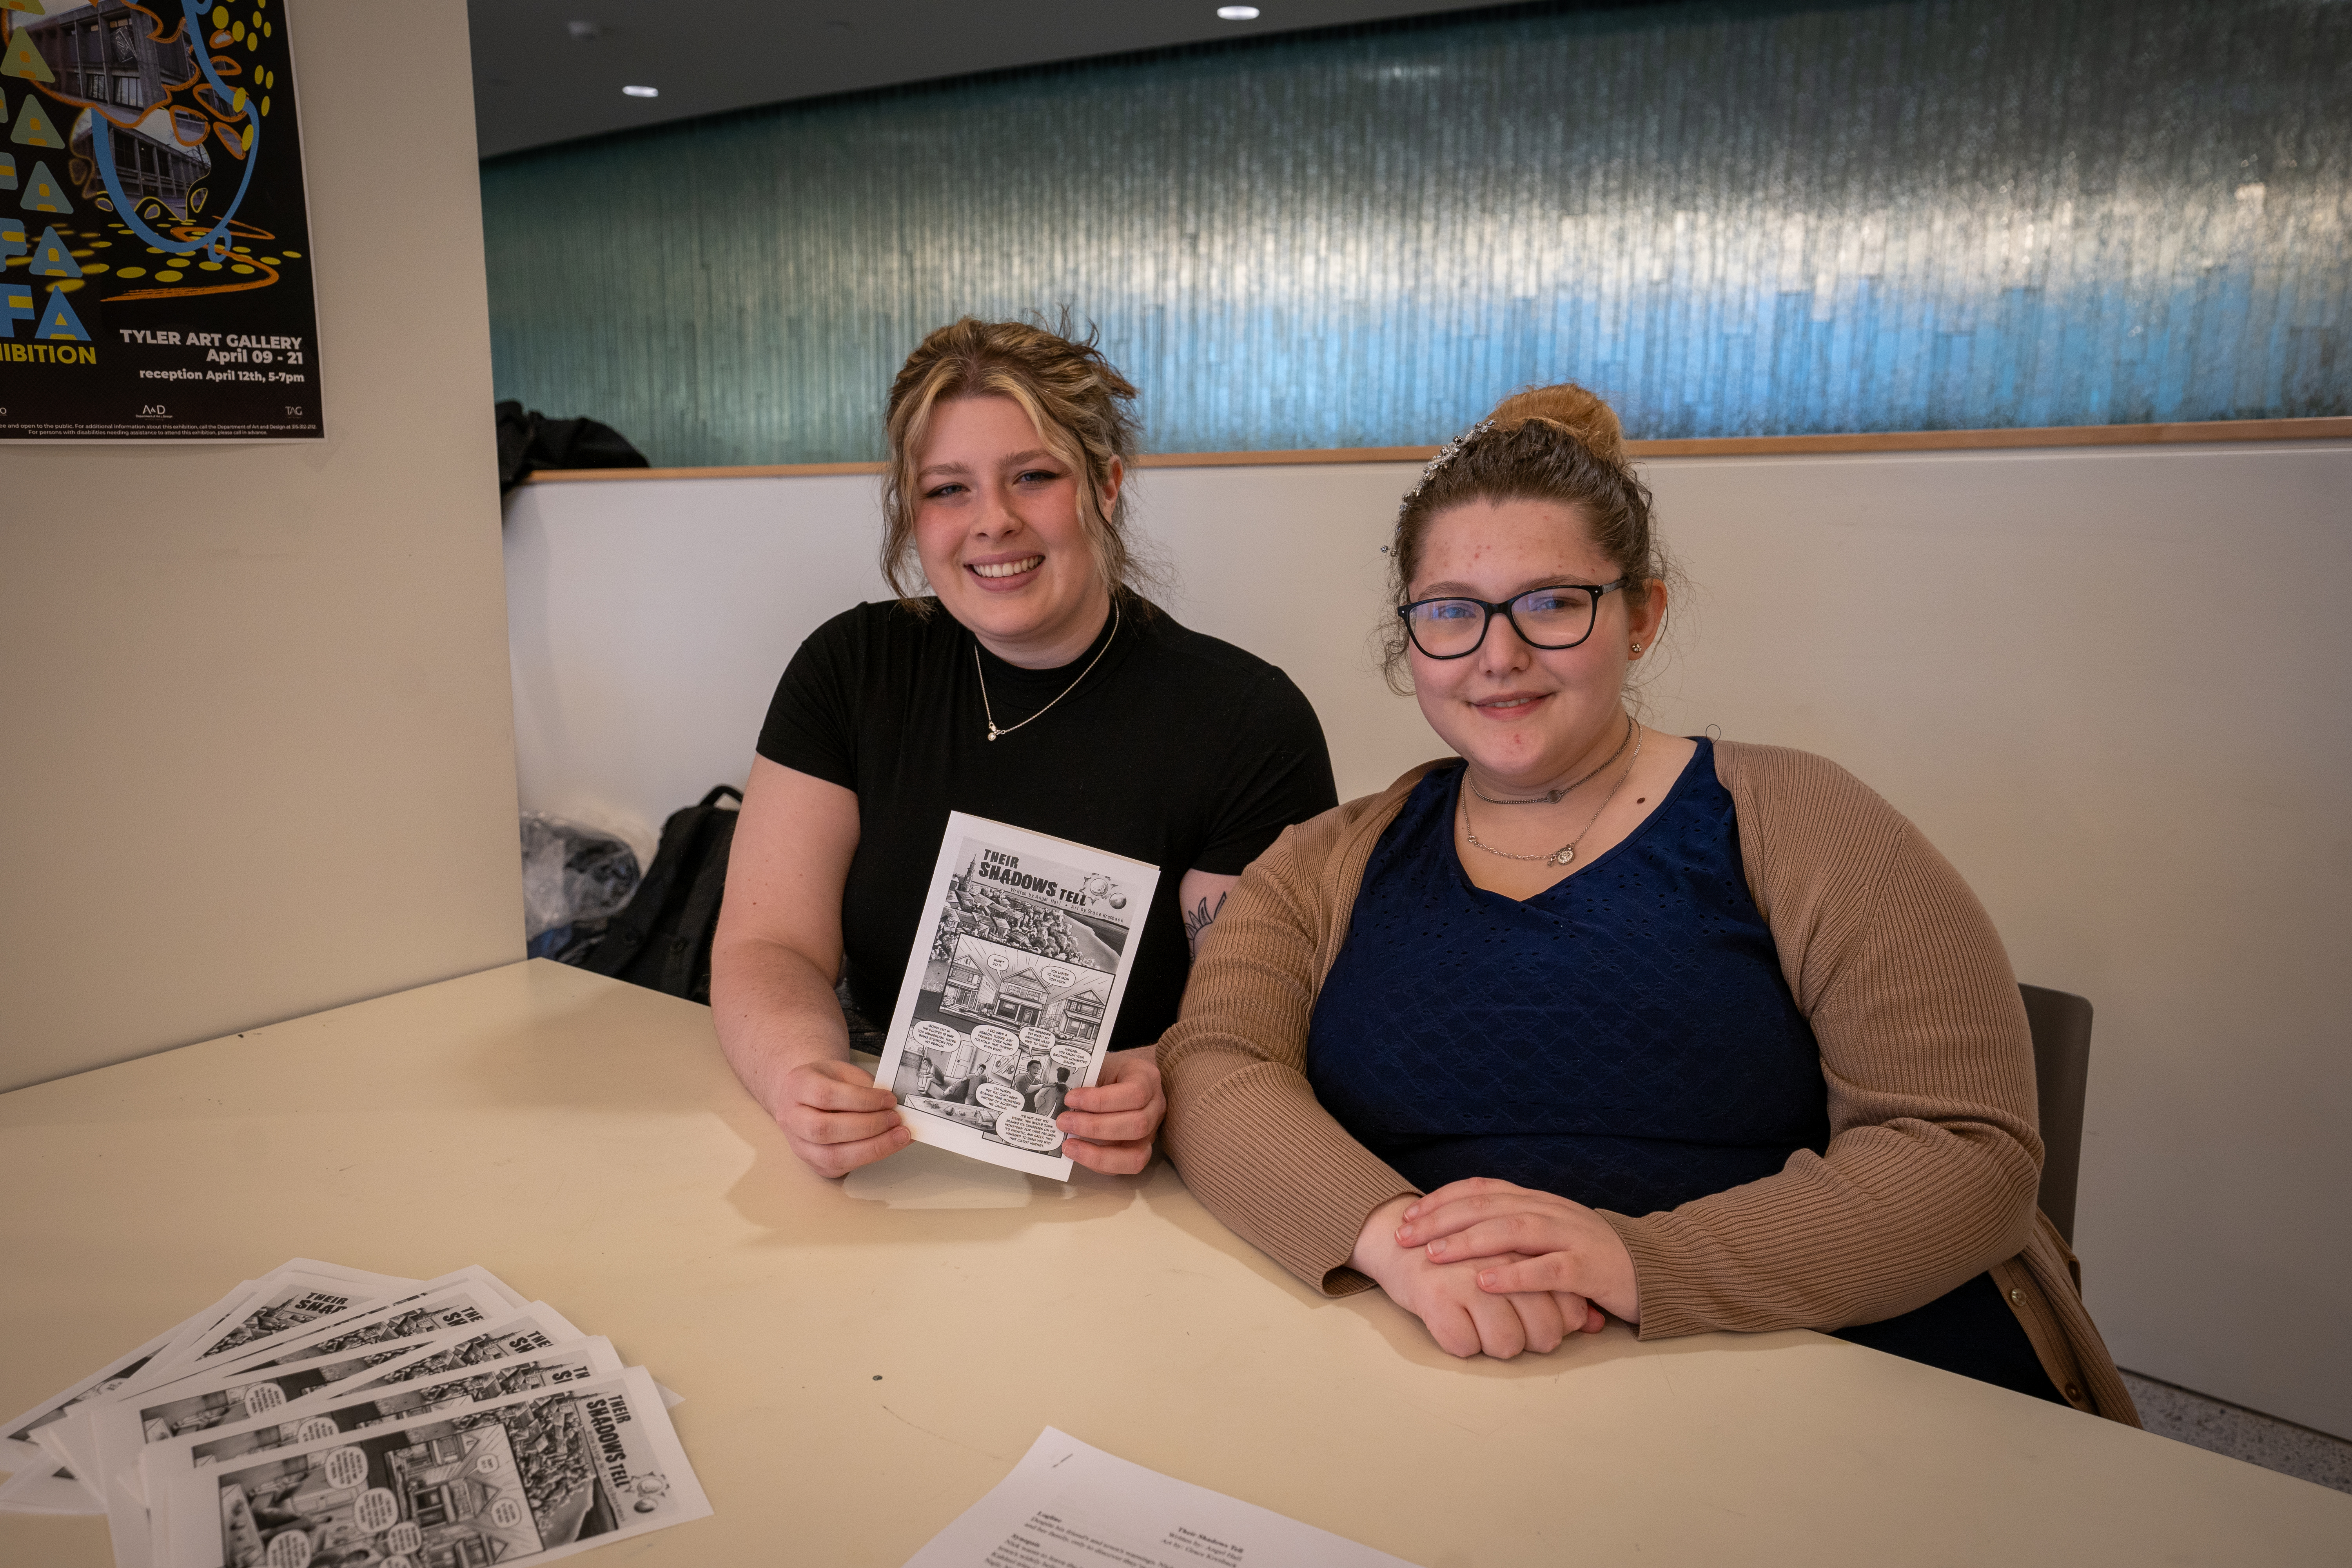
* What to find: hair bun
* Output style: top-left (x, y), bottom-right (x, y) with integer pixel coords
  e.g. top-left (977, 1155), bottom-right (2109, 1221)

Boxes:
top-left (1488, 383), bottom-right (1627, 469)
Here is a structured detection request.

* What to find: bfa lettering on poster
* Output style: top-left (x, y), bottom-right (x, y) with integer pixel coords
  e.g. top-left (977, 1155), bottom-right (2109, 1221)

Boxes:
top-left (2, 342), bottom-right (96, 363)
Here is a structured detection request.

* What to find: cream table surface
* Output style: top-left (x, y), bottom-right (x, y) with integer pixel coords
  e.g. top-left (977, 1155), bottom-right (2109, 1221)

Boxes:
top-left (2, 960), bottom-right (2345, 1568)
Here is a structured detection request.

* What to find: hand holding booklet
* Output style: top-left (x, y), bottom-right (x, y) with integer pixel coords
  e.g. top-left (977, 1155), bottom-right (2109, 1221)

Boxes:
top-left (872, 812), bottom-right (1160, 1180)
top-left (0, 1258), bottom-right (710, 1568)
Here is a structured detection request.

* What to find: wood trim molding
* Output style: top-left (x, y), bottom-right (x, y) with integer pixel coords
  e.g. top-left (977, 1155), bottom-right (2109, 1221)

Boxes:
top-left (523, 416), bottom-right (2352, 483)
top-left (1625, 416), bottom-right (2352, 457)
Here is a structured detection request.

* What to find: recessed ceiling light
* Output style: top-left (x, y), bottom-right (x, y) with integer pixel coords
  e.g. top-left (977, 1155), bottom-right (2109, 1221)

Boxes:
top-left (622, 85), bottom-right (659, 98)
top-left (1217, 5), bottom-right (1261, 18)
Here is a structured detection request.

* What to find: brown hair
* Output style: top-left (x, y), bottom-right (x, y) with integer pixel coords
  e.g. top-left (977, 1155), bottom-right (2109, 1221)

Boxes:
top-left (1377, 382), bottom-right (1668, 693)
top-left (880, 316), bottom-right (1145, 608)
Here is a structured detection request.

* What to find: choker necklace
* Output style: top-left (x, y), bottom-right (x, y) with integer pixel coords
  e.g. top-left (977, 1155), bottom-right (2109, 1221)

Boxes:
top-left (1460, 722), bottom-right (1644, 868)
top-left (975, 600), bottom-right (1120, 742)
top-left (1470, 712), bottom-right (1637, 805)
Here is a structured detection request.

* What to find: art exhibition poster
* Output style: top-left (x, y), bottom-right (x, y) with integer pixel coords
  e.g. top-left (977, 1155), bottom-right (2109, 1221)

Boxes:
top-left (1, 0), bottom-right (322, 441)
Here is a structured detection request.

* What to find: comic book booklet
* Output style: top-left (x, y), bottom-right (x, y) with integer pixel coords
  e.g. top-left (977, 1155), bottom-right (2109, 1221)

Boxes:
top-left (149, 1365), bottom-right (710, 1568)
top-left (17, 1266), bottom-right (402, 1501)
top-left (871, 812), bottom-right (1160, 1180)
top-left (85, 1283), bottom-right (553, 1508)
top-left (1, 1297), bottom-right (229, 1481)
top-left (138, 1339), bottom-right (624, 1501)
top-left (91, 1307), bottom-right (592, 1568)
top-left (3, 1321), bottom-right (198, 1514)
top-left (53, 1274), bottom-right (530, 1527)
top-left (0, 1462), bottom-right (102, 1515)
top-left (148, 1262), bottom-right (430, 1377)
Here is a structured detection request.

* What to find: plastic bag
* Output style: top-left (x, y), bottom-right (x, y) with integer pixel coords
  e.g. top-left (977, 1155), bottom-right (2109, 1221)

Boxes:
top-left (521, 812), bottom-right (642, 946)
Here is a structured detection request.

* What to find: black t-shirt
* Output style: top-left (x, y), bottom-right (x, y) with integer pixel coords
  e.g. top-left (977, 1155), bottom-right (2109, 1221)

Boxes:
top-left (757, 597), bottom-right (1338, 1050)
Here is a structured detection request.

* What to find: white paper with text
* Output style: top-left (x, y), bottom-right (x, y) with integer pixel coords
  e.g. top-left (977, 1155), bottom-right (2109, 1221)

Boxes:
top-left (905, 1428), bottom-right (1419, 1568)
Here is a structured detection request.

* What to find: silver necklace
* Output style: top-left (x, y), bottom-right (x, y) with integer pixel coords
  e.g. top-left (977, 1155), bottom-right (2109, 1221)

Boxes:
top-left (1459, 723), bottom-right (1645, 867)
top-left (974, 600), bottom-right (1120, 742)
top-left (1470, 712), bottom-right (1636, 804)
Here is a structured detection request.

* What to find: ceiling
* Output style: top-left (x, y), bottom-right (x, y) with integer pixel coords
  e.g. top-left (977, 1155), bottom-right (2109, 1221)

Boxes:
top-left (467, 1), bottom-right (1529, 158)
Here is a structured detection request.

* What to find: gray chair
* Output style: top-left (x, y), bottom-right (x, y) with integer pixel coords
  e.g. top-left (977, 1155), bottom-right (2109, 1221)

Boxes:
top-left (2018, 984), bottom-right (2093, 1245)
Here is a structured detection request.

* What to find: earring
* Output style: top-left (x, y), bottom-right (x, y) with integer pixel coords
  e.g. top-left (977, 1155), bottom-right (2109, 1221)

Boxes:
top-left (1630, 642), bottom-right (1644, 656)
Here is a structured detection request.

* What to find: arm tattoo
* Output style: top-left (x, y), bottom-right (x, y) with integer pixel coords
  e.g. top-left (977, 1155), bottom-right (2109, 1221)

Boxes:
top-left (1182, 891), bottom-right (1229, 957)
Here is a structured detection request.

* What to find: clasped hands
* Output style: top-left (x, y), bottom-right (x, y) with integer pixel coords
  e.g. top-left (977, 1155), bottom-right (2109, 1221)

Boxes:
top-left (1349, 1179), bottom-right (1641, 1360)
top-left (776, 1047), bottom-right (1167, 1178)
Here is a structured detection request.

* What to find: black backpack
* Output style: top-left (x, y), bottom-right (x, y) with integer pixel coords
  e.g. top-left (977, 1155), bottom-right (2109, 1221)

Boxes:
top-left (495, 400), bottom-right (649, 494)
top-left (571, 786), bottom-right (740, 1003)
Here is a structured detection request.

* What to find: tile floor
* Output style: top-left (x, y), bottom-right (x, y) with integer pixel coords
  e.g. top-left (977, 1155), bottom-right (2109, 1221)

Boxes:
top-left (2122, 1370), bottom-right (2352, 1494)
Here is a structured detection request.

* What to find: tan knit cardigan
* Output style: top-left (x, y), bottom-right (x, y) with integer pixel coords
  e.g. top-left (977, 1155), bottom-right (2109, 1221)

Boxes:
top-left (1159, 741), bottom-right (2138, 1424)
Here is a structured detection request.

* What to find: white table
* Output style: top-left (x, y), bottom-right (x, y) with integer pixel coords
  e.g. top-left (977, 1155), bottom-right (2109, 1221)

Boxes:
top-left (3, 961), bottom-right (2344, 1566)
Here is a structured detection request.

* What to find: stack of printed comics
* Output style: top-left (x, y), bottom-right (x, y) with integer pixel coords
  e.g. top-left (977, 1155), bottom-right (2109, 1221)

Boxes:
top-left (0, 1259), bottom-right (710, 1568)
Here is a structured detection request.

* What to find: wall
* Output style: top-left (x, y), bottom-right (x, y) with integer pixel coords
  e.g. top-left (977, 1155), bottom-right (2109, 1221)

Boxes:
top-left (0, 0), bottom-right (523, 1091)
top-left (481, 0), bottom-right (2352, 466)
top-left (504, 438), bottom-right (2352, 1436)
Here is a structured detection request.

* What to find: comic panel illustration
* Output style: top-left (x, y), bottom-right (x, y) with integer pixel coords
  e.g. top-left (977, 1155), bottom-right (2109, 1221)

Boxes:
top-left (187, 1284), bottom-right (378, 1364)
top-left (173, 1372), bottom-right (706, 1568)
top-left (179, 1343), bottom-right (619, 1473)
top-left (114, 1294), bottom-right (505, 1451)
top-left (889, 834), bottom-right (1142, 1160)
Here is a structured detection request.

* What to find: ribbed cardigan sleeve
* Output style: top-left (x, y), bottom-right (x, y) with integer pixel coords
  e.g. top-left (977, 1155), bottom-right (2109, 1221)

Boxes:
top-left (1157, 778), bottom-right (1430, 1295)
top-left (1601, 742), bottom-right (2045, 1335)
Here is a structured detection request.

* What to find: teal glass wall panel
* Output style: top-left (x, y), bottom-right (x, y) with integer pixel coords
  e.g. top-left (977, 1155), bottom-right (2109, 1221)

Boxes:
top-left (480, 0), bottom-right (2350, 466)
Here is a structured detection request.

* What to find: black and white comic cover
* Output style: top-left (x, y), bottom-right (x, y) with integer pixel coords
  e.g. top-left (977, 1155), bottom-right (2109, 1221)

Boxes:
top-left (872, 812), bottom-right (1159, 1180)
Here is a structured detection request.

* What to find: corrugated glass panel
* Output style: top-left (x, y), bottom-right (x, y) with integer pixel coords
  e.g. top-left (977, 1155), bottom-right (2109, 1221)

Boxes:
top-left (479, 0), bottom-right (2350, 465)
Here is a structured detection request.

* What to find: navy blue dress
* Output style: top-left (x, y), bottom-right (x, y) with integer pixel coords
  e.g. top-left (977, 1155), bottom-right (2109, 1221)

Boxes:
top-left (1306, 742), bottom-right (2059, 1401)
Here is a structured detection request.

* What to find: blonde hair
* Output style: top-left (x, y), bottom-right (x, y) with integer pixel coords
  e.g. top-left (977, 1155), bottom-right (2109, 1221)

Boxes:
top-left (880, 316), bottom-right (1144, 609)
top-left (1379, 382), bottom-right (1670, 693)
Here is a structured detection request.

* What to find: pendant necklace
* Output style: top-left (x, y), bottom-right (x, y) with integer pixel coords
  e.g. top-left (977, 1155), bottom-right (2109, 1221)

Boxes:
top-left (1470, 712), bottom-right (1636, 805)
top-left (975, 599), bottom-right (1121, 742)
top-left (1460, 722), bottom-right (1645, 868)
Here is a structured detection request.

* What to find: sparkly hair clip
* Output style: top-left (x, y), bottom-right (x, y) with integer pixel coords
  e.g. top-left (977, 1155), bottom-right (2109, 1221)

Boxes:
top-left (1400, 418), bottom-right (1495, 513)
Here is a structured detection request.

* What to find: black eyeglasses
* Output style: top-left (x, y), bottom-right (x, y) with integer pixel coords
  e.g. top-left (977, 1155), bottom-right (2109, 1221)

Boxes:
top-left (1397, 580), bottom-right (1626, 659)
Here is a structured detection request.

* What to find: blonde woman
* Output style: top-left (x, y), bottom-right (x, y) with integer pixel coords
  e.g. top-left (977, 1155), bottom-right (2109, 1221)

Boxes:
top-left (715, 319), bottom-right (1336, 1179)
top-left (1157, 383), bottom-right (2135, 1421)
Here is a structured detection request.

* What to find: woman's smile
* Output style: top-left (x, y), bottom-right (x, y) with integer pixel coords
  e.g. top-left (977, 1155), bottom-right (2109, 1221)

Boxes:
top-left (967, 552), bottom-right (1045, 585)
top-left (1470, 690), bottom-right (1552, 715)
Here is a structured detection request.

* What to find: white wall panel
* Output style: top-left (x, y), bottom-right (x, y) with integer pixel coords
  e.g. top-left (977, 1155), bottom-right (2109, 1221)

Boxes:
top-left (1, 0), bottom-right (521, 1093)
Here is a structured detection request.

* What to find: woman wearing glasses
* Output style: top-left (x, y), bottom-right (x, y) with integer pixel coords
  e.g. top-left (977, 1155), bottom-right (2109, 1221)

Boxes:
top-left (1157, 383), bottom-right (2134, 1421)
top-left (713, 318), bottom-right (1336, 1180)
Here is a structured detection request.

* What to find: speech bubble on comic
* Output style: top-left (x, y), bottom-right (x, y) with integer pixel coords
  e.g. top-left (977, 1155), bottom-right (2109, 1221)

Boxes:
top-left (975, 1082), bottom-right (1024, 1112)
top-left (985, 952), bottom-right (1010, 972)
top-left (994, 1111), bottom-right (1063, 1151)
top-left (490, 1497), bottom-right (528, 1529)
top-left (913, 1021), bottom-right (960, 1055)
top-left (264, 1531), bottom-right (312, 1568)
top-left (354, 1488), bottom-right (401, 1532)
top-left (385, 1521), bottom-right (423, 1553)
top-left (1051, 1042), bottom-right (1093, 1071)
top-left (971, 1025), bottom-right (1019, 1054)
top-left (321, 1445), bottom-right (369, 1489)
top-left (240, 1382), bottom-right (285, 1419)
top-left (291, 1416), bottom-right (339, 1445)
top-left (475, 1452), bottom-right (503, 1474)
top-left (1042, 965), bottom-right (1074, 987)
top-left (1020, 1026), bottom-right (1056, 1054)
